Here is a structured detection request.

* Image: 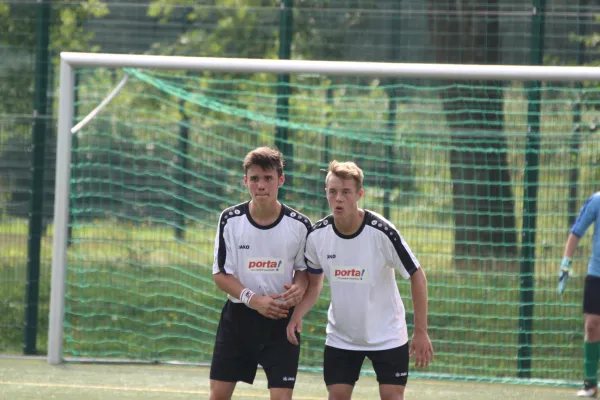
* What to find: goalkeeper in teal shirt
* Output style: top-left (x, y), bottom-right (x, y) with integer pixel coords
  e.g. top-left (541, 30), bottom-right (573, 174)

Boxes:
top-left (559, 192), bottom-right (600, 398)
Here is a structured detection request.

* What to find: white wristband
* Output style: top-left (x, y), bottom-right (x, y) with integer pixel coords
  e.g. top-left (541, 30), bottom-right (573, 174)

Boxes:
top-left (240, 288), bottom-right (255, 307)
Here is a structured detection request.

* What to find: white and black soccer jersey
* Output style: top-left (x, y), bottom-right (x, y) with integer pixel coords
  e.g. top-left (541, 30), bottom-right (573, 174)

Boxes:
top-left (213, 201), bottom-right (312, 303)
top-left (305, 210), bottom-right (420, 351)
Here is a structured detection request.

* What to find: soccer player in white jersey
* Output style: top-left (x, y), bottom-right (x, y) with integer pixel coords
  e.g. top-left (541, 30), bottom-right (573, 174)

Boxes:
top-left (287, 160), bottom-right (433, 400)
top-left (209, 146), bottom-right (312, 400)
top-left (558, 192), bottom-right (600, 397)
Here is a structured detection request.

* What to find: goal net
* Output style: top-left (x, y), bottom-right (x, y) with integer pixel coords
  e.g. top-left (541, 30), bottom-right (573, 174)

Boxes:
top-left (49, 53), bottom-right (600, 385)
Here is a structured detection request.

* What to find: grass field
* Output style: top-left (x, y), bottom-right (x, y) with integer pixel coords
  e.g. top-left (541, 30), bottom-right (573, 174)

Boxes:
top-left (0, 357), bottom-right (579, 400)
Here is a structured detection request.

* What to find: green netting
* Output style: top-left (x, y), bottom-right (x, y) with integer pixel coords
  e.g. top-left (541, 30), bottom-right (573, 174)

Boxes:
top-left (63, 66), bottom-right (600, 385)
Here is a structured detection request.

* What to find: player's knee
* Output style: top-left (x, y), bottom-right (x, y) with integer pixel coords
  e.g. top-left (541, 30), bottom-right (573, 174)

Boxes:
top-left (586, 315), bottom-right (600, 340)
top-left (209, 391), bottom-right (232, 400)
top-left (379, 384), bottom-right (405, 400)
top-left (328, 394), bottom-right (352, 400)
top-left (327, 384), bottom-right (353, 400)
top-left (269, 387), bottom-right (293, 400)
top-left (209, 380), bottom-right (235, 400)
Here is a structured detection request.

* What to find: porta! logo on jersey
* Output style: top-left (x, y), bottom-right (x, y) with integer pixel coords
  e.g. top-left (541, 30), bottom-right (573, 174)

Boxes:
top-left (332, 266), bottom-right (368, 282)
top-left (246, 258), bottom-right (284, 273)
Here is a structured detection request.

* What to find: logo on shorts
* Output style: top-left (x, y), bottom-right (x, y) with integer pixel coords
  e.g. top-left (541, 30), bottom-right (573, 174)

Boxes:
top-left (332, 266), bottom-right (368, 282)
top-left (247, 258), bottom-right (284, 273)
top-left (282, 376), bottom-right (295, 382)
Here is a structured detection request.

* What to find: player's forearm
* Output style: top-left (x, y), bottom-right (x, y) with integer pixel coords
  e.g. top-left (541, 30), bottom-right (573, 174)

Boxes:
top-left (292, 270), bottom-right (309, 291)
top-left (410, 268), bottom-right (429, 334)
top-left (213, 272), bottom-right (246, 299)
top-left (563, 233), bottom-right (581, 258)
top-left (291, 274), bottom-right (323, 319)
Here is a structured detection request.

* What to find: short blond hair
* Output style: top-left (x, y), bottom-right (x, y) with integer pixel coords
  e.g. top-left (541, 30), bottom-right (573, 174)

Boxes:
top-left (325, 160), bottom-right (364, 190)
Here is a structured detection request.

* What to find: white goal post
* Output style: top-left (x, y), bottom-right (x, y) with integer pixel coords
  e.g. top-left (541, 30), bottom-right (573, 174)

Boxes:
top-left (48, 51), bottom-right (600, 365)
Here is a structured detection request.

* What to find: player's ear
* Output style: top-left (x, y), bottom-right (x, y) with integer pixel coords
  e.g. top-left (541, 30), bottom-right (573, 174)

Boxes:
top-left (243, 175), bottom-right (248, 188)
top-left (358, 188), bottom-right (365, 199)
top-left (278, 173), bottom-right (285, 187)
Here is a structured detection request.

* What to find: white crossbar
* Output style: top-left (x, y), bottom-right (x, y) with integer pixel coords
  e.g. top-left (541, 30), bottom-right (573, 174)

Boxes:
top-left (61, 52), bottom-right (600, 82)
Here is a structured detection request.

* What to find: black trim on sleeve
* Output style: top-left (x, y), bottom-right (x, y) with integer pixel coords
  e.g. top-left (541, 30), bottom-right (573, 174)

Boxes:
top-left (307, 265), bottom-right (324, 274)
top-left (216, 203), bottom-right (247, 273)
top-left (304, 218), bottom-right (329, 273)
top-left (364, 210), bottom-right (419, 276)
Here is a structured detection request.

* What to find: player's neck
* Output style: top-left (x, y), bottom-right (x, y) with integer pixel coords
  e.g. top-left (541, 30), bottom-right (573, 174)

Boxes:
top-left (249, 199), bottom-right (282, 226)
top-left (334, 208), bottom-right (365, 235)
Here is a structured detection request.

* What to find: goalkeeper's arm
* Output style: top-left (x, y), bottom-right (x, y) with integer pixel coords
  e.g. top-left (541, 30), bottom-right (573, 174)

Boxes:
top-left (558, 233), bottom-right (581, 294)
top-left (563, 233), bottom-right (581, 259)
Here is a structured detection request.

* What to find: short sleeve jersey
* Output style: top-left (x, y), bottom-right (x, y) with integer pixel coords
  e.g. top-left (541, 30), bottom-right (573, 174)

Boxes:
top-left (305, 210), bottom-right (420, 351)
top-left (571, 192), bottom-right (600, 278)
top-left (213, 201), bottom-right (312, 303)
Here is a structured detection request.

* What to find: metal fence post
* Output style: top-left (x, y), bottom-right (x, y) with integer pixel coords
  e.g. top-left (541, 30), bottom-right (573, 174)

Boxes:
top-left (518, 0), bottom-right (546, 378)
top-left (24, 0), bottom-right (51, 355)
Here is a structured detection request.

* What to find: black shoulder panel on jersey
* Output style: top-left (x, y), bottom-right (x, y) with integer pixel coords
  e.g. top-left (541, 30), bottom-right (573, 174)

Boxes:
top-left (364, 210), bottom-right (396, 235)
top-left (364, 211), bottom-right (419, 275)
top-left (282, 205), bottom-right (312, 231)
top-left (307, 215), bottom-right (334, 237)
top-left (216, 202), bottom-right (247, 273)
top-left (222, 202), bottom-right (248, 220)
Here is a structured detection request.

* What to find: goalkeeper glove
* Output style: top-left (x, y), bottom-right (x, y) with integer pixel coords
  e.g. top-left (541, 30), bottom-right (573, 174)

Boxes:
top-left (558, 256), bottom-right (572, 295)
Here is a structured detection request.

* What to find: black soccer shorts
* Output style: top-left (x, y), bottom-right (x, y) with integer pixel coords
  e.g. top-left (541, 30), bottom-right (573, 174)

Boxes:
top-left (209, 300), bottom-right (301, 389)
top-left (323, 343), bottom-right (409, 387)
top-left (584, 275), bottom-right (600, 315)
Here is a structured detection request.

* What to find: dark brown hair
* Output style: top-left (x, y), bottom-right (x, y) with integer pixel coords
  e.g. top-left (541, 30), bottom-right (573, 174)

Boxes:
top-left (243, 146), bottom-right (284, 176)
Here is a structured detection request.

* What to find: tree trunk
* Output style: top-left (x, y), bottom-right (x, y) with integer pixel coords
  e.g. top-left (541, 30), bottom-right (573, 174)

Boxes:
top-left (426, 0), bottom-right (518, 271)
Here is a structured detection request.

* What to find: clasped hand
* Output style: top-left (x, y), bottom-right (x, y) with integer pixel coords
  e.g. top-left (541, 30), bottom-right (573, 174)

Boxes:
top-left (251, 283), bottom-right (305, 320)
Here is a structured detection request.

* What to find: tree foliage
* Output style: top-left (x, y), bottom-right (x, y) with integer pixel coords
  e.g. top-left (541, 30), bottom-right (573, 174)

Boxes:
top-left (0, 0), bottom-right (109, 223)
top-left (425, 0), bottom-right (518, 270)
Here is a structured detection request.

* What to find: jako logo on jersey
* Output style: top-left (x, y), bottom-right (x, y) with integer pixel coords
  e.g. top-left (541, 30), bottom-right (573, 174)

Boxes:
top-left (247, 258), bottom-right (283, 273)
top-left (327, 254), bottom-right (336, 259)
top-left (332, 267), bottom-right (367, 282)
top-left (239, 245), bottom-right (250, 249)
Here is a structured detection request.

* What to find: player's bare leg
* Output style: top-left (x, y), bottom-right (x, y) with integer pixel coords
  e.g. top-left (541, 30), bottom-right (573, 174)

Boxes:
top-left (327, 383), bottom-right (353, 400)
top-left (269, 387), bottom-right (293, 400)
top-left (379, 384), bottom-right (405, 400)
top-left (209, 380), bottom-right (236, 400)
top-left (585, 314), bottom-right (600, 342)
